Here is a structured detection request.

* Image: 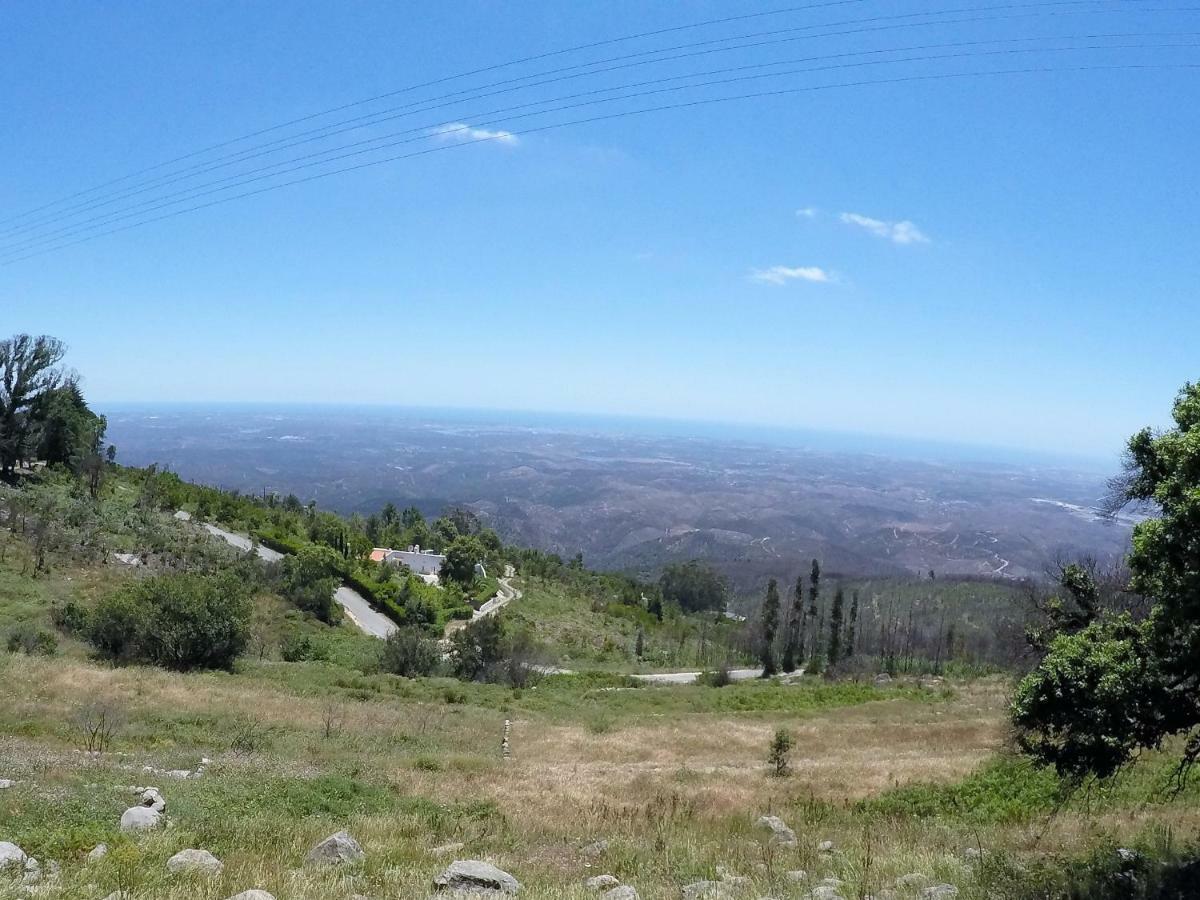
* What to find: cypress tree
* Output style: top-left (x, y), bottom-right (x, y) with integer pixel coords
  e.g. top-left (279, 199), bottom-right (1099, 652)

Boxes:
top-left (760, 578), bottom-right (780, 676)
top-left (807, 559), bottom-right (821, 662)
top-left (781, 575), bottom-right (804, 672)
top-left (846, 590), bottom-right (859, 658)
top-left (827, 585), bottom-right (845, 667)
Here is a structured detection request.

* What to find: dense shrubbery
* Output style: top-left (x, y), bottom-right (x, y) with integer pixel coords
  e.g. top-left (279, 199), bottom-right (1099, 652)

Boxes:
top-left (379, 626), bottom-right (441, 677)
top-left (89, 572), bottom-right (251, 670)
top-left (5, 623), bottom-right (58, 656)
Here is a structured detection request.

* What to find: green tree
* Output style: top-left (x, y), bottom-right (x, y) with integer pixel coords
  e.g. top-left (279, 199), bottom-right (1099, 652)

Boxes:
top-left (0, 334), bottom-right (66, 478)
top-left (768, 727), bottom-right (794, 777)
top-left (658, 561), bottom-right (728, 614)
top-left (280, 545), bottom-right (343, 624)
top-left (635, 626), bottom-right (645, 660)
top-left (1012, 381), bottom-right (1200, 780)
top-left (759, 578), bottom-right (780, 677)
top-left (441, 534), bottom-right (485, 587)
top-left (827, 585), bottom-right (845, 667)
top-left (807, 559), bottom-right (822, 665)
top-left (781, 575), bottom-right (803, 673)
top-left (846, 590), bottom-right (859, 658)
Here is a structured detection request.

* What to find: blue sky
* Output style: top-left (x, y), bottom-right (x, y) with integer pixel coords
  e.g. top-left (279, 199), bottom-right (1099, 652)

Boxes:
top-left (2, 0), bottom-right (1197, 461)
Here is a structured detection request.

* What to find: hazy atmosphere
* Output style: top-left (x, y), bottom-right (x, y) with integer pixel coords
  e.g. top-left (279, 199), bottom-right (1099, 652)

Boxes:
top-left (3, 3), bottom-right (1199, 900)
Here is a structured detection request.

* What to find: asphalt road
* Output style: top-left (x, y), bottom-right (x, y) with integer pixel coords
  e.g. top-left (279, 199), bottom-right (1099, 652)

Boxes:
top-left (199, 521), bottom-right (396, 639)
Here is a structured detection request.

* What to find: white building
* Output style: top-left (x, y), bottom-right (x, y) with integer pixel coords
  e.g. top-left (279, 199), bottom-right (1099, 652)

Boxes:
top-left (370, 545), bottom-right (446, 580)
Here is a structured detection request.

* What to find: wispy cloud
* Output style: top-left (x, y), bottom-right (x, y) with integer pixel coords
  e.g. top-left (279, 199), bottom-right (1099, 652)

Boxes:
top-left (748, 265), bottom-right (832, 286)
top-left (430, 122), bottom-right (520, 146)
top-left (795, 206), bottom-right (819, 219)
top-left (839, 212), bottom-right (929, 245)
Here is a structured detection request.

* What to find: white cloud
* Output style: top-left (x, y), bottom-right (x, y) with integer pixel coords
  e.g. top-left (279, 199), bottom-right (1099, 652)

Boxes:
top-left (749, 265), bottom-right (832, 286)
top-left (430, 122), bottom-right (520, 147)
top-left (795, 207), bottom-right (819, 219)
top-left (839, 212), bottom-right (929, 245)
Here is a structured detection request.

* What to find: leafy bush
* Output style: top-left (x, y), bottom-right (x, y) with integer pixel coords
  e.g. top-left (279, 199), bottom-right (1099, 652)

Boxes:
top-left (280, 632), bottom-right (331, 662)
top-left (88, 572), bottom-right (251, 671)
top-left (50, 599), bottom-right (91, 636)
top-left (768, 727), bottom-right (793, 776)
top-left (380, 626), bottom-right (441, 677)
top-left (6, 624), bottom-right (58, 656)
top-left (280, 545), bottom-right (343, 624)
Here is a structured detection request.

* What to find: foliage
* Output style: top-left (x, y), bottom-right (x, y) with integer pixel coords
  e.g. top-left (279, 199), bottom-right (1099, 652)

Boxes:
top-left (380, 626), bottom-right (441, 677)
top-left (767, 726), bottom-right (793, 776)
top-left (440, 534), bottom-right (484, 587)
top-left (658, 560), bottom-right (728, 613)
top-left (1014, 381), bottom-right (1200, 779)
top-left (5, 622), bottom-right (58, 655)
top-left (88, 572), bottom-right (251, 670)
top-left (279, 544), bottom-right (343, 624)
top-left (759, 577), bottom-right (780, 676)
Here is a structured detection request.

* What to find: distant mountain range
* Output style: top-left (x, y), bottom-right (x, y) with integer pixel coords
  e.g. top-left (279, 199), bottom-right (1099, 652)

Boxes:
top-left (103, 404), bottom-right (1134, 592)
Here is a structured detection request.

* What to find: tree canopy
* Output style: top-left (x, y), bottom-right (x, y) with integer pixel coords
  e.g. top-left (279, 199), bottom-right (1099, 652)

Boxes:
top-left (1012, 381), bottom-right (1200, 780)
top-left (658, 560), bottom-right (728, 613)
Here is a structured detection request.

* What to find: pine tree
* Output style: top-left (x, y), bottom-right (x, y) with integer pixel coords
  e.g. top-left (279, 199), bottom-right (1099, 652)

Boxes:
top-left (827, 585), bottom-right (845, 667)
top-left (846, 590), bottom-right (859, 658)
top-left (759, 578), bottom-right (780, 676)
top-left (781, 575), bottom-right (804, 672)
top-left (807, 559), bottom-right (821, 663)
top-left (635, 626), bottom-right (645, 660)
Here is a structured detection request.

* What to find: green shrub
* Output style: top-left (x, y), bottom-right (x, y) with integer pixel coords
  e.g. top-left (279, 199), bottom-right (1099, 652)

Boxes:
top-left (88, 573), bottom-right (251, 671)
top-left (280, 632), bottom-right (331, 662)
top-left (6, 624), bottom-right (58, 656)
top-left (380, 627), bottom-right (440, 677)
top-left (50, 599), bottom-right (91, 636)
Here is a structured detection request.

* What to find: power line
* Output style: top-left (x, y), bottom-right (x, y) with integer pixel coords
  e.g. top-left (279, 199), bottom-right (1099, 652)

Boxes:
top-left (0, 0), bottom-right (1159, 238)
top-left (3, 60), bottom-right (1194, 266)
top-left (1, 36), bottom-right (1193, 258)
top-left (0, 0), bottom-right (869, 228)
top-left (5, 5), bottom-right (1192, 246)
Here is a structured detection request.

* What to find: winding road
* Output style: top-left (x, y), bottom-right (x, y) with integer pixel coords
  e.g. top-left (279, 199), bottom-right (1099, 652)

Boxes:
top-left (199, 521), bottom-right (397, 639)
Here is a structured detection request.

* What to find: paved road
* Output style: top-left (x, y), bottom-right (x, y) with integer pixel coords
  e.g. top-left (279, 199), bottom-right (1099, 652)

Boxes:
top-left (199, 521), bottom-right (396, 639)
top-left (444, 566), bottom-right (522, 638)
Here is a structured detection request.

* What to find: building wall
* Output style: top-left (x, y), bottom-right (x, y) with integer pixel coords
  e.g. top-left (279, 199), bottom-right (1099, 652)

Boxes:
top-left (388, 549), bottom-right (446, 576)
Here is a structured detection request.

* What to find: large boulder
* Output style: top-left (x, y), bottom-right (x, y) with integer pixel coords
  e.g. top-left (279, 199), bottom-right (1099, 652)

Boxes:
top-left (434, 860), bottom-right (522, 894)
top-left (167, 848), bottom-right (224, 876)
top-left (120, 805), bottom-right (162, 832)
top-left (755, 815), bottom-right (797, 847)
top-left (305, 830), bottom-right (365, 866)
top-left (0, 842), bottom-right (27, 870)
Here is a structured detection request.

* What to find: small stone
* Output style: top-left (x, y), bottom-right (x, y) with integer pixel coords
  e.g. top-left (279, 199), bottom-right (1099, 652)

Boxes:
top-left (604, 887), bottom-right (640, 900)
top-left (895, 873), bottom-right (929, 889)
top-left (817, 840), bottom-right (834, 853)
top-left (88, 844), bottom-right (109, 862)
top-left (580, 839), bottom-right (609, 858)
top-left (306, 830), bottom-right (365, 866)
top-left (167, 848), bottom-right (224, 876)
top-left (1117, 848), bottom-right (1139, 863)
top-left (587, 875), bottom-right (621, 890)
top-left (21, 857), bottom-right (41, 884)
top-left (120, 805), bottom-right (162, 831)
top-left (755, 815), bottom-right (797, 847)
top-left (165, 769), bottom-right (193, 779)
top-left (225, 893), bottom-right (277, 900)
top-left (434, 860), bottom-right (521, 894)
top-left (0, 779), bottom-right (15, 789)
top-left (809, 886), bottom-right (844, 900)
top-left (921, 887), bottom-right (958, 900)
top-left (785, 871), bottom-right (808, 883)
top-left (874, 673), bottom-right (892, 685)
top-left (429, 842), bottom-right (466, 856)
top-left (962, 847), bottom-right (983, 862)
top-left (0, 841), bottom-right (27, 870)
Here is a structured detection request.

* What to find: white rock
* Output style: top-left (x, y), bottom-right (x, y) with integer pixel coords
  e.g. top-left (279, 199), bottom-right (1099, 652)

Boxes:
top-left (140, 788), bottom-right (166, 812)
top-left (785, 871), bottom-right (808, 882)
top-left (755, 815), bottom-right (797, 847)
top-left (604, 887), bottom-right (640, 900)
top-left (0, 779), bottom-right (15, 789)
top-left (580, 839), bottom-right (609, 858)
top-left (0, 842), bottom-right (28, 869)
top-left (587, 875), bottom-right (621, 890)
top-left (225, 894), bottom-right (277, 900)
top-left (895, 873), bottom-right (929, 888)
top-left (165, 769), bottom-right (192, 779)
top-left (120, 805), bottom-right (162, 831)
top-left (817, 840), bottom-right (834, 853)
top-left (434, 860), bottom-right (522, 894)
top-left (682, 881), bottom-right (732, 900)
top-left (921, 887), bottom-right (958, 900)
top-left (88, 844), bottom-right (109, 862)
top-left (429, 841), bottom-right (466, 856)
top-left (305, 830), bottom-right (365, 866)
top-left (167, 848), bottom-right (224, 876)
top-left (809, 886), bottom-right (844, 900)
